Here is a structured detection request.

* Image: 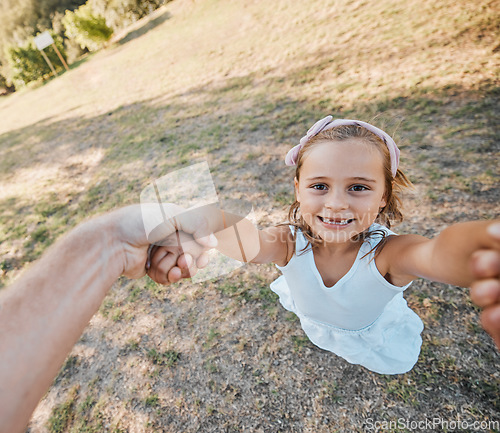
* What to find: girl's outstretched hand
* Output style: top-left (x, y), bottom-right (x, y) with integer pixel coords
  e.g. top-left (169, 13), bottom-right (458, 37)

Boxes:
top-left (147, 231), bottom-right (211, 284)
top-left (470, 222), bottom-right (500, 349)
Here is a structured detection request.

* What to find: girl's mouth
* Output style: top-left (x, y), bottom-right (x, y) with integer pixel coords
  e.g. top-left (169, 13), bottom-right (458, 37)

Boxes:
top-left (318, 216), bottom-right (354, 227)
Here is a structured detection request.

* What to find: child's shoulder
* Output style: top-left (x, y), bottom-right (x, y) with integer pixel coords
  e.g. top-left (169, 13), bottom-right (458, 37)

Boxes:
top-left (376, 226), bottom-right (429, 259)
top-left (253, 224), bottom-right (295, 266)
top-left (375, 230), bottom-right (431, 286)
top-left (363, 223), bottom-right (397, 251)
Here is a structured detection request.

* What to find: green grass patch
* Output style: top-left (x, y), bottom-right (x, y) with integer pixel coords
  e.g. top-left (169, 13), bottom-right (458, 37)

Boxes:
top-left (146, 348), bottom-right (181, 367)
top-left (144, 393), bottom-right (160, 408)
top-left (47, 386), bottom-right (79, 433)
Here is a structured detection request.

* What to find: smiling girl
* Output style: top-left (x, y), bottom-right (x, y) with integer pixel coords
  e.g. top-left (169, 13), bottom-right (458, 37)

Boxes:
top-left (148, 116), bottom-right (499, 374)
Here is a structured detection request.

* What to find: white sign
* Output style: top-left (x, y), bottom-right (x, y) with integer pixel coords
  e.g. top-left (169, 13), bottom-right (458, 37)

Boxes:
top-left (34, 31), bottom-right (54, 50)
top-left (140, 161), bottom-right (257, 283)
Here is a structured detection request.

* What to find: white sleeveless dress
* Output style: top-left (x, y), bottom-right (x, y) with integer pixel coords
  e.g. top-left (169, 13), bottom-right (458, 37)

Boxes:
top-left (270, 224), bottom-right (423, 374)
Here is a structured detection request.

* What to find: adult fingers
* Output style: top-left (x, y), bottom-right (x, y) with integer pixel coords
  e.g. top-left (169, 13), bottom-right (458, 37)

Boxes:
top-left (143, 202), bottom-right (218, 249)
top-left (173, 210), bottom-right (218, 248)
top-left (176, 252), bottom-right (193, 270)
top-left (487, 222), bottom-right (500, 242)
top-left (470, 279), bottom-right (500, 308)
top-left (172, 234), bottom-right (213, 274)
top-left (167, 266), bottom-right (182, 283)
top-left (481, 305), bottom-right (500, 350)
top-left (178, 253), bottom-right (199, 279)
top-left (471, 249), bottom-right (500, 279)
top-left (196, 251), bottom-right (210, 269)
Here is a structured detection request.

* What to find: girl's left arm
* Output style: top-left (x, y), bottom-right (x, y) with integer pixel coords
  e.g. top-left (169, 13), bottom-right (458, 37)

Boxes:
top-left (382, 220), bottom-right (500, 288)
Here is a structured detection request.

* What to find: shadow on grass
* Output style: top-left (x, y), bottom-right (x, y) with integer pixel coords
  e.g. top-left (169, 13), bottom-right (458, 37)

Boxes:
top-left (0, 68), bottom-right (497, 268)
top-left (69, 52), bottom-right (94, 71)
top-left (0, 61), bottom-right (498, 196)
top-left (116, 10), bottom-right (172, 46)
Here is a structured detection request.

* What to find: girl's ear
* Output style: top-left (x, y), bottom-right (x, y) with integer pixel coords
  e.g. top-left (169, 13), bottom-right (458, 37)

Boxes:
top-left (294, 177), bottom-right (300, 203)
top-left (379, 194), bottom-right (387, 210)
top-left (380, 181), bottom-right (390, 210)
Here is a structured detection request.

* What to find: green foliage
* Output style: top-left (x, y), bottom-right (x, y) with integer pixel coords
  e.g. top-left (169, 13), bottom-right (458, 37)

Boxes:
top-left (0, 0), bottom-right (87, 86)
top-left (146, 348), bottom-right (180, 367)
top-left (5, 33), bottom-right (67, 88)
top-left (89, 0), bottom-right (168, 31)
top-left (0, 0), bottom-right (168, 88)
top-left (51, 9), bottom-right (88, 63)
top-left (144, 393), bottom-right (160, 407)
top-left (62, 3), bottom-right (113, 52)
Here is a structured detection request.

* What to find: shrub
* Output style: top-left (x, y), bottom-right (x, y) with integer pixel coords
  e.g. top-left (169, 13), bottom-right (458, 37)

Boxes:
top-left (62, 3), bottom-right (113, 52)
top-left (51, 9), bottom-right (88, 63)
top-left (89, 0), bottom-right (168, 31)
top-left (5, 33), bottom-right (67, 88)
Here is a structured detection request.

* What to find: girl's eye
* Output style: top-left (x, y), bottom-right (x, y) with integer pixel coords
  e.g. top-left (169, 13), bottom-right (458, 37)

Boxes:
top-left (350, 184), bottom-right (369, 192)
top-left (311, 184), bottom-right (328, 191)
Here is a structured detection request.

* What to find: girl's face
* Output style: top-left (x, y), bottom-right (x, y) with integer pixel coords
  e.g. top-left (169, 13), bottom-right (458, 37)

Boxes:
top-left (294, 139), bottom-right (387, 245)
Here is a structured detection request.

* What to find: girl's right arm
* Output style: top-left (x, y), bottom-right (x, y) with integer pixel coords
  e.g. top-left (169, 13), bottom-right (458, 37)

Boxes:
top-left (147, 205), bottom-right (293, 282)
top-left (184, 203), bottom-right (292, 265)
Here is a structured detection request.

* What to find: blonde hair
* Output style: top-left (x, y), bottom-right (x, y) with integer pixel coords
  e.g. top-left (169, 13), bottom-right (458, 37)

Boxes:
top-left (287, 124), bottom-right (412, 251)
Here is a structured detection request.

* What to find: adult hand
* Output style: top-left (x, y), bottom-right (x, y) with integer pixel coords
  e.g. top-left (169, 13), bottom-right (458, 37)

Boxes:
top-left (111, 203), bottom-right (217, 280)
top-left (469, 222), bottom-right (500, 349)
top-left (147, 230), bottom-right (211, 284)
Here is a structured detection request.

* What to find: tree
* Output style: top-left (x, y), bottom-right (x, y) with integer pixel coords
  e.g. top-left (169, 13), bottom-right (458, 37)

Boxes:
top-left (89, 0), bottom-right (168, 31)
top-left (62, 3), bottom-right (113, 52)
top-left (5, 33), bottom-right (67, 88)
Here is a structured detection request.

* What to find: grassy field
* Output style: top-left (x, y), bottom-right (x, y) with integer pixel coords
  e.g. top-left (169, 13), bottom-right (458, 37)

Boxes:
top-left (0, 0), bottom-right (499, 431)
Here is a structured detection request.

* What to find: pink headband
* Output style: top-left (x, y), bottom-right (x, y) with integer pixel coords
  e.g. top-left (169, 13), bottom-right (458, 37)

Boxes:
top-left (285, 116), bottom-right (400, 177)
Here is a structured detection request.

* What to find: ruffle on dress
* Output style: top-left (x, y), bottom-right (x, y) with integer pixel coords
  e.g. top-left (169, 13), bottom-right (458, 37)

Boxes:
top-left (270, 275), bottom-right (423, 374)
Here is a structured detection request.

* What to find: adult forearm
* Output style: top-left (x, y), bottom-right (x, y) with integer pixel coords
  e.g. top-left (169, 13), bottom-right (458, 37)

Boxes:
top-left (0, 214), bottom-right (124, 433)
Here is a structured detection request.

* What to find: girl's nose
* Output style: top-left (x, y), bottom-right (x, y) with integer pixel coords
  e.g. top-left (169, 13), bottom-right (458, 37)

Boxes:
top-left (325, 189), bottom-right (349, 211)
